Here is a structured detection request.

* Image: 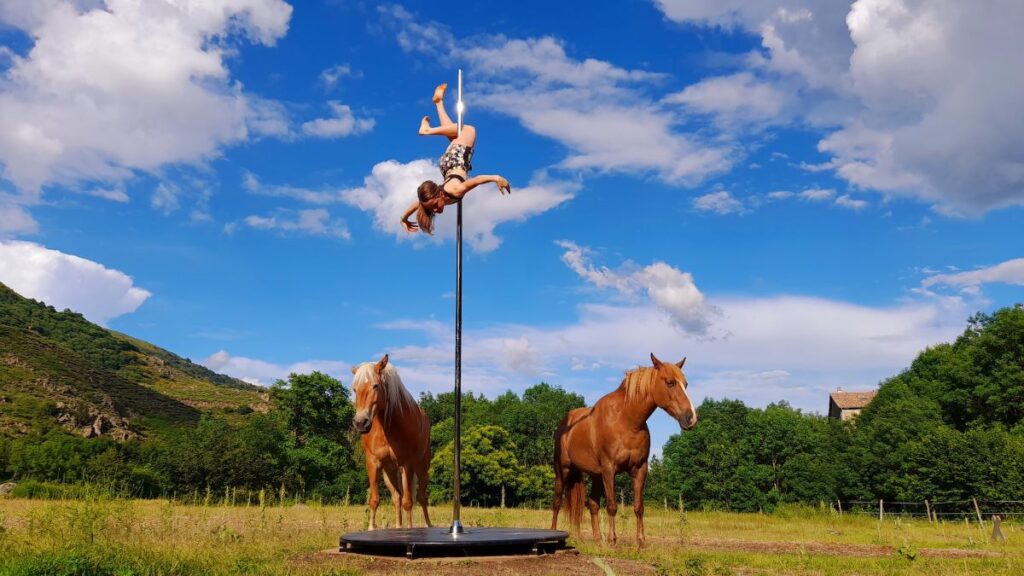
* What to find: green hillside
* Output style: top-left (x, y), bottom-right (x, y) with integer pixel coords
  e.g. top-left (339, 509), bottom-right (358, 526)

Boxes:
top-left (0, 282), bottom-right (266, 439)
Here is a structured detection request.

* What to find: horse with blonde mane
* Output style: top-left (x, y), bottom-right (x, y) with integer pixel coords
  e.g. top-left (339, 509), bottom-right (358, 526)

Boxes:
top-left (351, 354), bottom-right (432, 529)
top-left (551, 354), bottom-right (697, 546)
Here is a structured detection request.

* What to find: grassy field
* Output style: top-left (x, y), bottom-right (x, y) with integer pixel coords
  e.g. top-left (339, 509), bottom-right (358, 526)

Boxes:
top-left (0, 497), bottom-right (1021, 575)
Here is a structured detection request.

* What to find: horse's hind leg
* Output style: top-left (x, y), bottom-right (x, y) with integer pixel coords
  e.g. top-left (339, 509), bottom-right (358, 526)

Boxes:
top-left (550, 465), bottom-right (564, 530)
top-left (601, 470), bottom-right (619, 545)
top-left (382, 465), bottom-right (402, 528)
top-left (587, 474), bottom-right (603, 541)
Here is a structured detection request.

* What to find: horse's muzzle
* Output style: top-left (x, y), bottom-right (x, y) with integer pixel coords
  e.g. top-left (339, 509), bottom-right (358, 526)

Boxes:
top-left (354, 412), bottom-right (372, 434)
top-left (678, 412), bottom-right (698, 431)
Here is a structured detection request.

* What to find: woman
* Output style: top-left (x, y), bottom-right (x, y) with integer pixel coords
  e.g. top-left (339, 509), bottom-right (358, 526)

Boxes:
top-left (401, 83), bottom-right (512, 234)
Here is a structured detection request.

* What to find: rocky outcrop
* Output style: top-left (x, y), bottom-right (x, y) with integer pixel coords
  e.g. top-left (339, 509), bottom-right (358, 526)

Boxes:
top-left (54, 400), bottom-right (137, 441)
top-left (1, 353), bottom-right (29, 369)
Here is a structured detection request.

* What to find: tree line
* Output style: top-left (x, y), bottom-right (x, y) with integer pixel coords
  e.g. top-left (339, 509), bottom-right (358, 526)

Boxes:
top-left (2, 304), bottom-right (1022, 511)
top-left (647, 305), bottom-right (1024, 511)
top-left (0, 374), bottom-right (585, 507)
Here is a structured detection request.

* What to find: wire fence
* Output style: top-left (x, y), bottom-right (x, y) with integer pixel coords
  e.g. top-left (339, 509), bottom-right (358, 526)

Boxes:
top-left (648, 495), bottom-right (1024, 526)
top-left (833, 499), bottom-right (1024, 524)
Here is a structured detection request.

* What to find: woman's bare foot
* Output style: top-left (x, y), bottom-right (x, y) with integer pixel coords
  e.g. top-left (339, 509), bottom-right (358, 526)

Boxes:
top-left (418, 115), bottom-right (431, 135)
top-left (432, 83), bottom-right (447, 103)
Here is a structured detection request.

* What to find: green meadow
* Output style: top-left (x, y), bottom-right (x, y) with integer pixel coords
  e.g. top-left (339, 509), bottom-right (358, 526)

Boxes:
top-left (1, 497), bottom-right (1021, 575)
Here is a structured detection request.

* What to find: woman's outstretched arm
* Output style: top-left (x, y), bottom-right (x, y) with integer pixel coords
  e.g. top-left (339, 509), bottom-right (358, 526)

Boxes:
top-left (445, 175), bottom-right (511, 199)
top-left (400, 200), bottom-right (419, 232)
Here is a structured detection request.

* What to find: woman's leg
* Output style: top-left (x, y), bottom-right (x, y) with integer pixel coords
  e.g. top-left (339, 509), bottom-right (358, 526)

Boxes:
top-left (419, 83), bottom-right (459, 139)
top-left (433, 83), bottom-right (454, 127)
top-left (436, 83), bottom-right (477, 146)
top-left (419, 117), bottom-right (458, 138)
top-left (453, 124), bottom-right (476, 147)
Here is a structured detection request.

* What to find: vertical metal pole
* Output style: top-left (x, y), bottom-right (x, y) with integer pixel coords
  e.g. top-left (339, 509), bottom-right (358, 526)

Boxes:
top-left (450, 69), bottom-right (465, 535)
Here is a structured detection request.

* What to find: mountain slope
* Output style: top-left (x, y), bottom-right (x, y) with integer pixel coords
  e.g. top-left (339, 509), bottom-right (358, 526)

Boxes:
top-left (0, 282), bottom-right (266, 438)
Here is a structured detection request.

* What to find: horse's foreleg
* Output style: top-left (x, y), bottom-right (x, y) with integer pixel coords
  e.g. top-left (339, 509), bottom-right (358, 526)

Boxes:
top-left (366, 458), bottom-right (381, 530)
top-left (382, 466), bottom-right (402, 528)
top-left (600, 470), bottom-right (618, 545)
top-left (417, 459), bottom-right (432, 527)
top-left (633, 462), bottom-right (649, 547)
top-left (587, 474), bottom-right (603, 541)
top-left (400, 466), bottom-right (414, 527)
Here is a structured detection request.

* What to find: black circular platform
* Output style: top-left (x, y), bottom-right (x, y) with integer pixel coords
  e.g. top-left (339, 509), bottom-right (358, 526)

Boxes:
top-left (340, 526), bottom-right (569, 558)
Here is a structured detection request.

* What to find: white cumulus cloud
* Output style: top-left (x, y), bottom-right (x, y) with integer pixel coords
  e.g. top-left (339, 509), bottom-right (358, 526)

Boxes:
top-left (202, 350), bottom-right (350, 387)
top-left (0, 0), bottom-right (293, 225)
top-left (300, 101), bottom-right (374, 139)
top-left (365, 293), bottom-right (966, 415)
top-left (656, 0), bottom-right (1024, 214)
top-left (0, 200), bottom-right (38, 235)
top-left (151, 182), bottom-right (181, 214)
top-left (0, 240), bottom-right (150, 324)
top-left (341, 159), bottom-right (576, 253)
top-left (319, 64), bottom-right (354, 90)
top-left (381, 7), bottom-right (732, 185)
top-left (835, 194), bottom-right (868, 210)
top-left (556, 241), bottom-right (717, 334)
top-left (693, 190), bottom-right (745, 214)
top-left (800, 188), bottom-right (836, 202)
top-left (922, 258), bottom-right (1024, 291)
top-left (665, 72), bottom-right (789, 126)
top-left (240, 208), bottom-right (351, 240)
top-left (242, 172), bottom-right (338, 204)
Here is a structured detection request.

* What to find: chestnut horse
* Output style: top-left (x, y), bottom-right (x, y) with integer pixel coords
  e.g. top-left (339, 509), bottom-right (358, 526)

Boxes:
top-left (352, 354), bottom-right (432, 529)
top-left (551, 354), bottom-right (697, 545)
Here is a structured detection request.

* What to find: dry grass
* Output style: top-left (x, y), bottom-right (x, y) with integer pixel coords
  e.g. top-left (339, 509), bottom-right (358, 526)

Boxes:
top-left (1, 498), bottom-right (1022, 575)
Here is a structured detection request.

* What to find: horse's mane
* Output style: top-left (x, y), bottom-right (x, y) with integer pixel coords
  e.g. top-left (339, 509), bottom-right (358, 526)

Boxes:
top-left (353, 362), bottom-right (417, 424)
top-left (620, 366), bottom-right (659, 403)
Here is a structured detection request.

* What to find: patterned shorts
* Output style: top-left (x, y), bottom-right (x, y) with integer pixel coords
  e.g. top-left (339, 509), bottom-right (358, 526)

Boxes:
top-left (439, 143), bottom-right (473, 181)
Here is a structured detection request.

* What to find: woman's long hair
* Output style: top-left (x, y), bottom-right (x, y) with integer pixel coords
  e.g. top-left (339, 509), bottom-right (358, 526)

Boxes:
top-left (416, 180), bottom-right (440, 234)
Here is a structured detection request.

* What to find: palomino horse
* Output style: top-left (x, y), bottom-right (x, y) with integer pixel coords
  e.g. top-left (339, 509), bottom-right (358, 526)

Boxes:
top-left (352, 354), bottom-right (432, 529)
top-left (552, 354), bottom-right (697, 545)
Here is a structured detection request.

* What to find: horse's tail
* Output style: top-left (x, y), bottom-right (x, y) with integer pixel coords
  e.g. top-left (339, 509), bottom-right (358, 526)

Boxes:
top-left (564, 469), bottom-right (585, 534)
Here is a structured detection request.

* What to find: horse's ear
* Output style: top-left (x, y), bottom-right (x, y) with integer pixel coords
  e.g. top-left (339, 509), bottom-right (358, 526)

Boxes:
top-left (376, 353), bottom-right (389, 373)
top-left (351, 365), bottom-right (358, 375)
top-left (676, 357), bottom-right (686, 369)
top-left (650, 353), bottom-right (662, 367)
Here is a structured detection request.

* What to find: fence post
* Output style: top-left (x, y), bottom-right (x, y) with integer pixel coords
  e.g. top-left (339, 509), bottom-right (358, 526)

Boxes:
top-left (924, 499), bottom-right (932, 523)
top-left (973, 498), bottom-right (985, 528)
top-left (879, 499), bottom-right (884, 522)
top-left (992, 515), bottom-right (1007, 542)
top-left (836, 500), bottom-right (843, 516)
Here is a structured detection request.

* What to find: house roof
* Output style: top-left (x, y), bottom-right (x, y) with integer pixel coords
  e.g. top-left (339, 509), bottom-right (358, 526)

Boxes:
top-left (830, 390), bottom-right (877, 410)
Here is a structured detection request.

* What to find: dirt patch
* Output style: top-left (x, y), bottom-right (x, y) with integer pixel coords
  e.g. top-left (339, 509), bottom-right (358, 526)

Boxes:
top-left (292, 538), bottom-right (1004, 575)
top-left (918, 547), bottom-right (1002, 559)
top-left (647, 536), bottom-right (1000, 558)
top-left (292, 548), bottom-right (656, 576)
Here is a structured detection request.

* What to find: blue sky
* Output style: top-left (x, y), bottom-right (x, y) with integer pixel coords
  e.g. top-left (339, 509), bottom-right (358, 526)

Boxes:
top-left (1, 0), bottom-right (1023, 452)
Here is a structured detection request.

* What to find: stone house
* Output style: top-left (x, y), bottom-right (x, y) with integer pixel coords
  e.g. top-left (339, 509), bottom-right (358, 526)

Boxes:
top-left (828, 388), bottom-right (877, 420)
